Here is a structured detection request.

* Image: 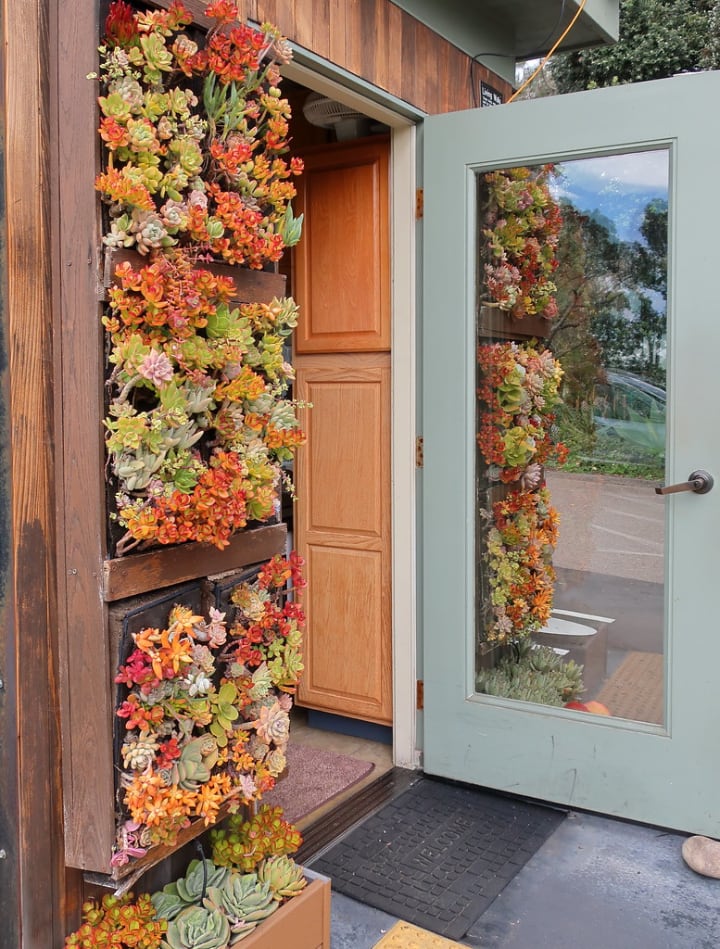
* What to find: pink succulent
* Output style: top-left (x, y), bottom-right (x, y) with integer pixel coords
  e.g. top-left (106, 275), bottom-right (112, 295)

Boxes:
top-left (138, 349), bottom-right (174, 387)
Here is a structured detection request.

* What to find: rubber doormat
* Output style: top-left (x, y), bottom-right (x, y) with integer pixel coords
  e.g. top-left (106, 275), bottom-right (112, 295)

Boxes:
top-left (311, 776), bottom-right (565, 941)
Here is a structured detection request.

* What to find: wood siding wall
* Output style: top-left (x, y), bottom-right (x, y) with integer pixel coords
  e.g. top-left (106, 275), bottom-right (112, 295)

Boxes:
top-left (180, 0), bottom-right (513, 113)
top-left (250, 0), bottom-right (512, 112)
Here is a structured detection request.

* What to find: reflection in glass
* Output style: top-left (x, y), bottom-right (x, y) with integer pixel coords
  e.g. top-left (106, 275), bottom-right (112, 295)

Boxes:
top-left (474, 151), bottom-right (669, 725)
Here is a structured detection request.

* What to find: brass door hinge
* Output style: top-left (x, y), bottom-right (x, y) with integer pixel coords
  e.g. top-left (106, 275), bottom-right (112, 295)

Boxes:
top-left (416, 188), bottom-right (424, 219)
top-left (417, 680), bottom-right (424, 710)
top-left (416, 435), bottom-right (424, 468)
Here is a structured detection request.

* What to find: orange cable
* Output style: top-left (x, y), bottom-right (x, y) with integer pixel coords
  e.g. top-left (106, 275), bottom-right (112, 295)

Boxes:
top-left (508, 0), bottom-right (588, 103)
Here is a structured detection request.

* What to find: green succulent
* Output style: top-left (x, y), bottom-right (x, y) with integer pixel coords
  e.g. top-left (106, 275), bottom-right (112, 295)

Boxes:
top-left (257, 855), bottom-right (307, 901)
top-left (476, 640), bottom-right (584, 705)
top-left (162, 905), bottom-right (231, 949)
top-left (152, 858), bottom-right (228, 922)
top-left (205, 871), bottom-right (278, 925)
top-left (209, 682), bottom-right (240, 747)
top-left (277, 203), bottom-right (303, 247)
top-left (164, 736), bottom-right (219, 791)
top-left (209, 807), bottom-right (302, 873)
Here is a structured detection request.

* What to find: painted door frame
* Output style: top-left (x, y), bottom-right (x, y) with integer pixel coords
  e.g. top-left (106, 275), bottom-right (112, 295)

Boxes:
top-left (283, 54), bottom-right (422, 768)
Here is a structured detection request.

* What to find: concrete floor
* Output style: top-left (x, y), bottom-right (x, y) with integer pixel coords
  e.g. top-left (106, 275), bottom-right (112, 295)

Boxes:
top-left (318, 808), bottom-right (720, 948)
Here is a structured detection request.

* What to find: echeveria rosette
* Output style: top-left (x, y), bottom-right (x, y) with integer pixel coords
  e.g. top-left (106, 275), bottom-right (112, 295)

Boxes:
top-left (161, 905), bottom-right (230, 949)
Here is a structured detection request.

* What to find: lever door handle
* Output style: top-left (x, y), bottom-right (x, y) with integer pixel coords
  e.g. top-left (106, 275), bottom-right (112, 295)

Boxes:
top-left (655, 469), bottom-right (714, 495)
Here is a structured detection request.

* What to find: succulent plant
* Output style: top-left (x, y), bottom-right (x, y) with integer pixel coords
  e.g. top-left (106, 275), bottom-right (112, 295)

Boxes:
top-left (153, 858), bottom-right (230, 921)
top-left (209, 682), bottom-right (240, 747)
top-left (162, 735), bottom-right (219, 790)
top-left (204, 871), bottom-right (278, 926)
top-left (65, 892), bottom-right (167, 948)
top-left (210, 806), bottom-right (302, 873)
top-left (257, 855), bottom-right (307, 901)
top-left (161, 905), bottom-right (231, 949)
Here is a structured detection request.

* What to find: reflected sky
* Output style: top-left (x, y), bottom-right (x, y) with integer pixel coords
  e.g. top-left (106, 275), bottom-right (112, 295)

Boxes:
top-left (550, 150), bottom-right (669, 242)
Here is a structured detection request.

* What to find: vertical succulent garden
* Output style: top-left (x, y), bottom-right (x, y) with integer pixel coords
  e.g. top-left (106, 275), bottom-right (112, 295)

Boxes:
top-left (476, 165), bottom-right (583, 706)
top-left (96, 0), bottom-right (306, 554)
top-left (62, 4), bottom-right (320, 945)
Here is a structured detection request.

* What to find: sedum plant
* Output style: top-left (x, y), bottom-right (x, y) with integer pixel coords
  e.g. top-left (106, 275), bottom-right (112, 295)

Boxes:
top-left (210, 805), bottom-right (302, 872)
top-left (64, 892), bottom-right (167, 948)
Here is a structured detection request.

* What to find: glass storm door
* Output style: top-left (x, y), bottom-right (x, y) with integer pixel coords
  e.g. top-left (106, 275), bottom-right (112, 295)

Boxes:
top-left (422, 72), bottom-right (720, 835)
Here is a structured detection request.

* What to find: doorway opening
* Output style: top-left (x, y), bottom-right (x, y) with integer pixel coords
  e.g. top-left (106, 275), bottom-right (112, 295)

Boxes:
top-left (265, 74), bottom-right (418, 846)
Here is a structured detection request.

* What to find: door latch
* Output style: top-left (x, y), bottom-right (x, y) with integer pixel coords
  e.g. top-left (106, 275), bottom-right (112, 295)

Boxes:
top-left (655, 469), bottom-right (714, 495)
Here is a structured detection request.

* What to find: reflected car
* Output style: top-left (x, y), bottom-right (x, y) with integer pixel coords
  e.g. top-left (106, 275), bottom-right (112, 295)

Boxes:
top-left (593, 370), bottom-right (666, 457)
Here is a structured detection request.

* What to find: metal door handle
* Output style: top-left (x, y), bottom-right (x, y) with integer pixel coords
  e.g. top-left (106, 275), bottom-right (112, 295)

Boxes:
top-left (655, 470), bottom-right (714, 495)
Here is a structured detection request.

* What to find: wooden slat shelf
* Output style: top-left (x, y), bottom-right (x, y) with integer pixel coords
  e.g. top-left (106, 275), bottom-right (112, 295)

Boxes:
top-left (103, 247), bottom-right (287, 304)
top-left (104, 522), bottom-right (287, 602)
top-left (103, 799), bottom-right (239, 892)
top-left (477, 304), bottom-right (552, 340)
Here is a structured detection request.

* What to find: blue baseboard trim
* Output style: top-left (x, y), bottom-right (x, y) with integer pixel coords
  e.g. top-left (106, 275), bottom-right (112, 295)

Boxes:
top-left (306, 709), bottom-right (393, 745)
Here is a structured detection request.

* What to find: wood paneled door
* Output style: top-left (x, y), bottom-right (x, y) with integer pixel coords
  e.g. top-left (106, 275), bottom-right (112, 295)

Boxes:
top-left (293, 136), bottom-right (392, 724)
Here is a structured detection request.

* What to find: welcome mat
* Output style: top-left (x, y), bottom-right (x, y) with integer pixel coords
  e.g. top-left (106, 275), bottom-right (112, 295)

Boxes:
top-left (595, 651), bottom-right (663, 725)
top-left (311, 776), bottom-right (565, 941)
top-left (263, 743), bottom-right (374, 823)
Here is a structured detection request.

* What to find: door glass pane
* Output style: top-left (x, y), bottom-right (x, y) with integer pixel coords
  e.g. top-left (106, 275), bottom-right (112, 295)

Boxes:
top-left (475, 151), bottom-right (669, 725)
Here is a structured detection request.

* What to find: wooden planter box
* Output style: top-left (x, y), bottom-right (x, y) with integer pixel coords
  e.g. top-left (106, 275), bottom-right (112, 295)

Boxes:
top-left (103, 248), bottom-right (287, 305)
top-left (477, 304), bottom-right (552, 340)
top-left (242, 870), bottom-right (331, 949)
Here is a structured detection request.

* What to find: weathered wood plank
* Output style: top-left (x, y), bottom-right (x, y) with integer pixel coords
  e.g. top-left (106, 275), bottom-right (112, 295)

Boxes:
top-left (4, 0), bottom-right (77, 939)
top-left (103, 248), bottom-right (287, 304)
top-left (104, 522), bottom-right (287, 602)
top-left (56, 0), bottom-right (115, 876)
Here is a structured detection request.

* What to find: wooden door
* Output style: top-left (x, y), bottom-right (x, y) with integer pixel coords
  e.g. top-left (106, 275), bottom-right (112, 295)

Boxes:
top-left (293, 137), bottom-right (392, 724)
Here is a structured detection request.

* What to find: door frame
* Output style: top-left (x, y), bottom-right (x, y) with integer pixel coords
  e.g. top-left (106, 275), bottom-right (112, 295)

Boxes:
top-left (283, 54), bottom-right (422, 768)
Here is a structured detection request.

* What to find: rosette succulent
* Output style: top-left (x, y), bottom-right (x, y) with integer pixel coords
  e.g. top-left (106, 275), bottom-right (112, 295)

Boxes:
top-left (162, 905), bottom-right (231, 949)
top-left (153, 859), bottom-right (230, 921)
top-left (204, 872), bottom-right (278, 927)
top-left (257, 855), bottom-right (307, 901)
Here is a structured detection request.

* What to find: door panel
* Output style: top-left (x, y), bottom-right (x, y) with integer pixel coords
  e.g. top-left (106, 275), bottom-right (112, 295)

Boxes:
top-left (293, 138), bottom-right (390, 353)
top-left (422, 72), bottom-right (720, 834)
top-left (295, 354), bottom-right (392, 723)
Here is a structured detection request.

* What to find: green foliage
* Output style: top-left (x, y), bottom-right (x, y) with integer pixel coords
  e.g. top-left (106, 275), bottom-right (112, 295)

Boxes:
top-left (153, 860), bottom-right (230, 922)
top-left (210, 805), bottom-right (302, 872)
top-left (257, 855), bottom-right (308, 900)
top-left (65, 892), bottom-right (167, 948)
top-left (476, 641), bottom-right (584, 706)
top-left (550, 0), bottom-right (714, 93)
top-left (162, 905), bottom-right (231, 949)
